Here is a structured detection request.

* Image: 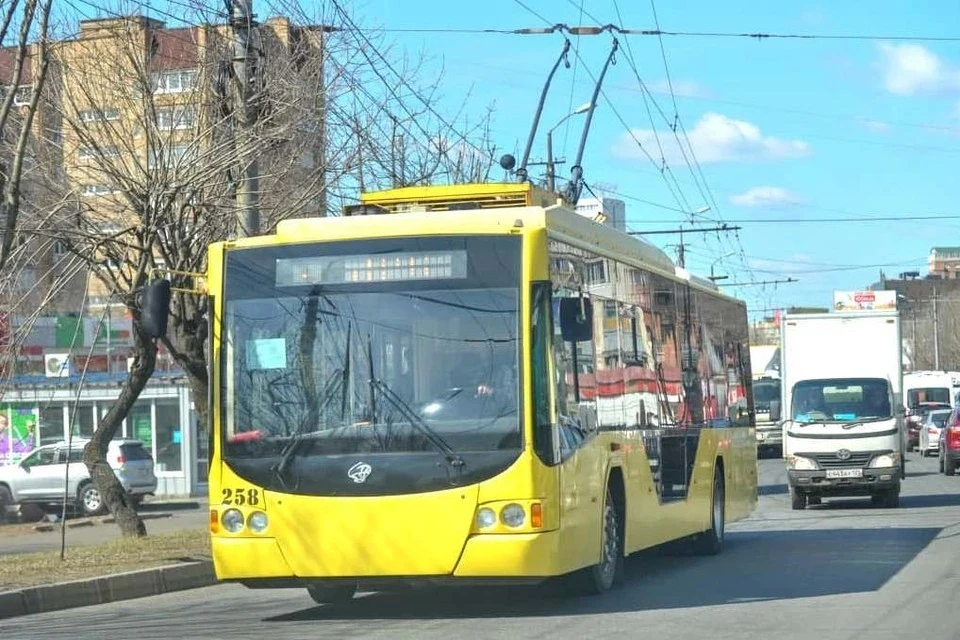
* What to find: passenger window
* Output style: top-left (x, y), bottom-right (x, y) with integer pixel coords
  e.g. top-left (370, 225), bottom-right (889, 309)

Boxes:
top-left (23, 448), bottom-right (57, 467)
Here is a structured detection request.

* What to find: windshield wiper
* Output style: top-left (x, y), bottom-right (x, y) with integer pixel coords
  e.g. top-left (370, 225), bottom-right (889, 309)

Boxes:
top-left (271, 366), bottom-right (347, 489)
top-left (370, 378), bottom-right (465, 470)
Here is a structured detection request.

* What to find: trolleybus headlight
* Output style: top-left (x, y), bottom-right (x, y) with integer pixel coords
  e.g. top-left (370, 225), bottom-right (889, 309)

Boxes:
top-left (787, 455), bottom-right (817, 471)
top-left (248, 511), bottom-right (269, 533)
top-left (869, 453), bottom-right (900, 468)
top-left (500, 503), bottom-right (525, 528)
top-left (476, 507), bottom-right (497, 529)
top-left (222, 508), bottom-right (245, 533)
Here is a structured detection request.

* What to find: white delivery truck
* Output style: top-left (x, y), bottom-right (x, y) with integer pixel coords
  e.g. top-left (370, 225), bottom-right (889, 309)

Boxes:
top-left (780, 309), bottom-right (904, 510)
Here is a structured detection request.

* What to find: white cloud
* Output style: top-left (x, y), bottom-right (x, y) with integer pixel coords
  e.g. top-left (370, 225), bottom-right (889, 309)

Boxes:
top-left (611, 112), bottom-right (812, 164)
top-left (878, 42), bottom-right (960, 96)
top-left (646, 79), bottom-right (710, 99)
top-left (730, 186), bottom-right (806, 208)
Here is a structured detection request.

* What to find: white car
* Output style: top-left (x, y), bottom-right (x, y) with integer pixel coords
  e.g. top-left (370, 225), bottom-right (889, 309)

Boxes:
top-left (919, 409), bottom-right (952, 458)
top-left (0, 439), bottom-right (157, 517)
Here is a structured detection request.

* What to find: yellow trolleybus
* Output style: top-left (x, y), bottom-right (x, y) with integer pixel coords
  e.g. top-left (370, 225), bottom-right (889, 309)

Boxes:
top-left (199, 182), bottom-right (758, 603)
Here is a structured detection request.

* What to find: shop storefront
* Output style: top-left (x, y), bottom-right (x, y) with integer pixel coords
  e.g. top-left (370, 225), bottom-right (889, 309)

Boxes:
top-left (0, 376), bottom-right (205, 497)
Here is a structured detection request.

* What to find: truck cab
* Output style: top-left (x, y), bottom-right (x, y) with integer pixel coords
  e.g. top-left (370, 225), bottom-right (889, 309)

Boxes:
top-left (752, 376), bottom-right (782, 457)
top-left (779, 308), bottom-right (904, 510)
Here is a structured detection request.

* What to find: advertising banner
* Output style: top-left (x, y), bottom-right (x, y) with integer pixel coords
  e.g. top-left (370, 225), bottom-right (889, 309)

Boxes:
top-left (833, 290), bottom-right (897, 312)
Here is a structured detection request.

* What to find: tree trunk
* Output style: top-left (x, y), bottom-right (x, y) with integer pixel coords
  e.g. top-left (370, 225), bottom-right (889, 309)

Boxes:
top-left (83, 312), bottom-right (157, 537)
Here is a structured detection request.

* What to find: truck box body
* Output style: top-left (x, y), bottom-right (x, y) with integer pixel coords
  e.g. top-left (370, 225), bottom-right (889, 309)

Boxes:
top-left (780, 310), bottom-right (904, 508)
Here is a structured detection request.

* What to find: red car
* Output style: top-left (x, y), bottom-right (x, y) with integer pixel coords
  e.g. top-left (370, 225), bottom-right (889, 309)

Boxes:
top-left (940, 407), bottom-right (960, 475)
top-left (907, 402), bottom-right (952, 451)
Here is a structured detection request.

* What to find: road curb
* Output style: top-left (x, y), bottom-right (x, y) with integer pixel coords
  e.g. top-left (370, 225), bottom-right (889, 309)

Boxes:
top-left (0, 559), bottom-right (215, 620)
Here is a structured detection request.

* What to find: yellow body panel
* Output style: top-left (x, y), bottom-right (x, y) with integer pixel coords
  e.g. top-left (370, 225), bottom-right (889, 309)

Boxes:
top-left (206, 183), bottom-right (758, 585)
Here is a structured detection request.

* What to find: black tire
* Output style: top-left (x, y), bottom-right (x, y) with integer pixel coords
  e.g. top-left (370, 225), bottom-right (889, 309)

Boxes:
top-left (947, 461), bottom-right (956, 477)
top-left (882, 487), bottom-right (901, 508)
top-left (306, 582), bottom-right (357, 605)
top-left (692, 466), bottom-right (725, 555)
top-left (78, 482), bottom-right (106, 517)
top-left (807, 495), bottom-right (822, 506)
top-left (569, 487), bottom-right (624, 595)
top-left (0, 485), bottom-right (13, 523)
top-left (939, 452), bottom-right (945, 473)
top-left (790, 488), bottom-right (806, 510)
top-left (871, 494), bottom-right (884, 507)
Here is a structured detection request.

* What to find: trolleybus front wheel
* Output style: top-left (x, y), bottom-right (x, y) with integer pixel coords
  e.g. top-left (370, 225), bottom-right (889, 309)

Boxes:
top-left (567, 486), bottom-right (624, 595)
top-left (306, 581), bottom-right (357, 605)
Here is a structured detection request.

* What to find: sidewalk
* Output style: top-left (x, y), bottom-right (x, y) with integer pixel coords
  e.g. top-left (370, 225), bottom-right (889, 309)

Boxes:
top-left (0, 502), bottom-right (208, 556)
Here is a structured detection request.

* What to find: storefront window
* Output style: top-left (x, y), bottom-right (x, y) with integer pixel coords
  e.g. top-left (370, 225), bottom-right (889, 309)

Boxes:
top-left (155, 398), bottom-right (182, 472)
top-left (129, 400), bottom-right (152, 452)
top-left (39, 406), bottom-right (64, 446)
top-left (99, 402), bottom-right (127, 440)
top-left (194, 410), bottom-right (208, 483)
top-left (69, 402), bottom-right (95, 439)
top-left (0, 404), bottom-right (37, 464)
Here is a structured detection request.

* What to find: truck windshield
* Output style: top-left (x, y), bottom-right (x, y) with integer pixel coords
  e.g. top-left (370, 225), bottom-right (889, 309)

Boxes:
top-left (791, 378), bottom-right (892, 423)
top-left (219, 236), bottom-right (522, 460)
top-left (753, 380), bottom-right (780, 406)
top-left (907, 387), bottom-right (951, 407)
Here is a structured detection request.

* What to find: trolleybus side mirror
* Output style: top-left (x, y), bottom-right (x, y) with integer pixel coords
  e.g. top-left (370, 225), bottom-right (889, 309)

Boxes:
top-left (143, 279), bottom-right (172, 339)
top-left (558, 297), bottom-right (593, 343)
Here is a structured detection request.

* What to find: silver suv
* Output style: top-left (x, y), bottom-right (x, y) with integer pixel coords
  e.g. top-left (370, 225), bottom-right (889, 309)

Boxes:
top-left (0, 439), bottom-right (157, 517)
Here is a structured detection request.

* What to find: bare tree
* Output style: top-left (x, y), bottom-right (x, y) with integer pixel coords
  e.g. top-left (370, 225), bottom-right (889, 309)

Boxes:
top-left (29, 0), bottom-right (499, 535)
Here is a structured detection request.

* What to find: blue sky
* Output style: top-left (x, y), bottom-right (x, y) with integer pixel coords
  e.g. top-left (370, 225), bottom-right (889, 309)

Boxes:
top-left (346, 0), bottom-right (960, 317)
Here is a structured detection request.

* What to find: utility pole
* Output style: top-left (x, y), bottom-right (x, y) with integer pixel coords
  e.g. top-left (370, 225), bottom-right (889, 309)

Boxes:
top-left (229, 0), bottom-right (260, 237)
top-left (934, 287), bottom-right (941, 369)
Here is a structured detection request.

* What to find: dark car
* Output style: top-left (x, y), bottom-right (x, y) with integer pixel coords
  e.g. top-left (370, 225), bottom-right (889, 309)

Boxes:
top-left (907, 402), bottom-right (952, 451)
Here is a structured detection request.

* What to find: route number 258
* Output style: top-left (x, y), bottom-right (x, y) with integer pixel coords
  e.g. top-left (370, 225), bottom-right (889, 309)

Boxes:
top-left (221, 487), bottom-right (260, 506)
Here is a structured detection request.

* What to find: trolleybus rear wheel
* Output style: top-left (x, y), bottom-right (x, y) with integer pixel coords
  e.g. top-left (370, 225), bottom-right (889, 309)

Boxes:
top-left (692, 466), bottom-right (725, 555)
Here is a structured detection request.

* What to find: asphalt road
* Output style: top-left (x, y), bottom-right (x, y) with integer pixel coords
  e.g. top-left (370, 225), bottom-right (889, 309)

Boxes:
top-left (3, 453), bottom-right (960, 640)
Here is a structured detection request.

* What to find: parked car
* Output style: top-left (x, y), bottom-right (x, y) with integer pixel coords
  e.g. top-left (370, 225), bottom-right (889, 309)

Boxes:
top-left (907, 402), bottom-right (952, 451)
top-left (939, 408), bottom-right (960, 476)
top-left (919, 409), bottom-right (951, 457)
top-left (0, 439), bottom-right (156, 517)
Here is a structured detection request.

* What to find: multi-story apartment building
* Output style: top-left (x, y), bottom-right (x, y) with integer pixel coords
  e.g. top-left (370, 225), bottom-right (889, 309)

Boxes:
top-left (0, 15), bottom-right (327, 497)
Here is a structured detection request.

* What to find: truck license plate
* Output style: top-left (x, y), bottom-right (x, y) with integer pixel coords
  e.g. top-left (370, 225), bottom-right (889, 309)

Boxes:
top-left (825, 468), bottom-right (863, 479)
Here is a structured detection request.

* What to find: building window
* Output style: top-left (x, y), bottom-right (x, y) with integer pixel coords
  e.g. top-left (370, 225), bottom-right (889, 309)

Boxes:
top-left (39, 406), bottom-right (64, 446)
top-left (79, 108), bottom-right (121, 123)
top-left (13, 85), bottom-right (31, 106)
top-left (69, 402), bottom-right (96, 439)
top-left (155, 398), bottom-right (182, 472)
top-left (151, 69), bottom-right (197, 94)
top-left (0, 405), bottom-right (38, 465)
top-left (129, 400), bottom-right (152, 451)
top-left (78, 145), bottom-right (120, 160)
top-left (148, 144), bottom-right (190, 169)
top-left (15, 266), bottom-right (36, 292)
top-left (81, 184), bottom-right (114, 196)
top-left (156, 106), bottom-right (195, 131)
